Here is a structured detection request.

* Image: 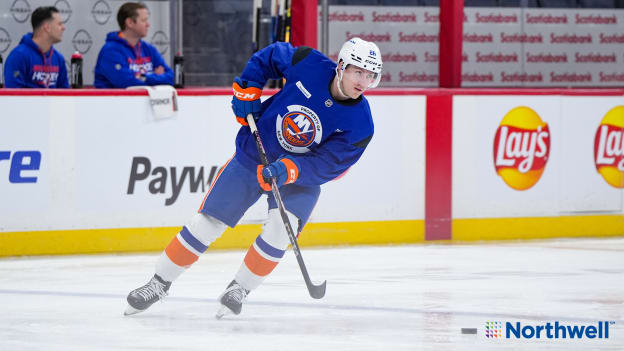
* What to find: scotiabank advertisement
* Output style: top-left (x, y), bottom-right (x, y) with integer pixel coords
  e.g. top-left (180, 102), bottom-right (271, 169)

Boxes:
top-left (325, 6), bottom-right (624, 87)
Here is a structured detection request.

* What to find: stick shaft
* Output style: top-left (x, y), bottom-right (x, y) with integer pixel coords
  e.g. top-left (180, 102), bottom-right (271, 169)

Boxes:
top-left (246, 114), bottom-right (326, 299)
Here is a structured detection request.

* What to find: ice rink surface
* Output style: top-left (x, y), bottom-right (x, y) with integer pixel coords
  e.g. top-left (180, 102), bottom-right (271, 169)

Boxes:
top-left (0, 237), bottom-right (623, 350)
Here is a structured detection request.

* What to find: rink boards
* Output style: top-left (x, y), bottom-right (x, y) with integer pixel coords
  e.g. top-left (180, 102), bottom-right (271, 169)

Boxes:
top-left (0, 89), bottom-right (623, 256)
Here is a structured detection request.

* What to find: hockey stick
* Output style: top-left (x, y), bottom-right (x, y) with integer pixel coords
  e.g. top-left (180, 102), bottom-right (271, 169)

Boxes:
top-left (246, 114), bottom-right (327, 299)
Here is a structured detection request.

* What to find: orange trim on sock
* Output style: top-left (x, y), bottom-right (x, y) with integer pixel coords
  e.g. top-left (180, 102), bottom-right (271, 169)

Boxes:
top-left (243, 245), bottom-right (279, 277)
top-left (164, 237), bottom-right (198, 267)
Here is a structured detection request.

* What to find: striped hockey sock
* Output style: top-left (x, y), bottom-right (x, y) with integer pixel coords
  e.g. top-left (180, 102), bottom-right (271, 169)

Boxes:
top-left (236, 235), bottom-right (286, 289)
top-left (155, 214), bottom-right (227, 282)
top-left (234, 208), bottom-right (299, 291)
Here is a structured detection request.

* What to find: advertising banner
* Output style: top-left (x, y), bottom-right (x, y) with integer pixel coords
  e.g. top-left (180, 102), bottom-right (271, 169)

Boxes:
top-left (325, 6), bottom-right (624, 87)
top-left (0, 93), bottom-right (426, 233)
top-left (453, 94), bottom-right (624, 219)
top-left (559, 98), bottom-right (624, 212)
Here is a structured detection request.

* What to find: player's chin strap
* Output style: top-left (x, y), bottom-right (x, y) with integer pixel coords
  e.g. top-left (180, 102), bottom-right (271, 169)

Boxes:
top-left (334, 63), bottom-right (350, 99)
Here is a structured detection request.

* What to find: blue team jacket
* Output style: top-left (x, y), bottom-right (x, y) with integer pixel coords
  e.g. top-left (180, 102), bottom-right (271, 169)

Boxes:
top-left (235, 42), bottom-right (374, 187)
top-left (93, 32), bottom-right (173, 88)
top-left (3, 33), bottom-right (69, 88)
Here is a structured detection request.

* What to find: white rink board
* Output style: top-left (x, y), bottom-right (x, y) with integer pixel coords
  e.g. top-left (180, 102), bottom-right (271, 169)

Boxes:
top-left (0, 94), bottom-right (425, 233)
top-left (453, 94), bottom-right (624, 219)
top-left (314, 95), bottom-right (426, 223)
top-left (558, 96), bottom-right (624, 213)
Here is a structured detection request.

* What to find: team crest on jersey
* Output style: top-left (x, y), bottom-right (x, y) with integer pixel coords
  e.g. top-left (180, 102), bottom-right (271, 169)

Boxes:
top-left (276, 105), bottom-right (323, 153)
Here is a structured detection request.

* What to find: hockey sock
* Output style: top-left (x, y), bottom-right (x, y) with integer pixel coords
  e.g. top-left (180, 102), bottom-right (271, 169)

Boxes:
top-left (234, 208), bottom-right (299, 291)
top-left (155, 213), bottom-right (227, 282)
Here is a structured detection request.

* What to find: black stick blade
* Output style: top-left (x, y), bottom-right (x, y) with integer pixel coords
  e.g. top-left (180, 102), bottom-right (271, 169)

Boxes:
top-left (308, 280), bottom-right (327, 299)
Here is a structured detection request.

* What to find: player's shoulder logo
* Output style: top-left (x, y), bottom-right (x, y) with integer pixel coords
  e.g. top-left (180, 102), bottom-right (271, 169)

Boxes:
top-left (276, 105), bottom-right (323, 153)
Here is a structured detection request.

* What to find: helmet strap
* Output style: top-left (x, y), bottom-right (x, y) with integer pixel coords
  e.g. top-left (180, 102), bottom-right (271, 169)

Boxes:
top-left (334, 63), bottom-right (349, 99)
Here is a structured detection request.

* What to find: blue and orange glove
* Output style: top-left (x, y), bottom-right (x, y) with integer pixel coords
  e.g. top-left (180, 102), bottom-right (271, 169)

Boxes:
top-left (231, 77), bottom-right (263, 126)
top-left (257, 156), bottom-right (300, 191)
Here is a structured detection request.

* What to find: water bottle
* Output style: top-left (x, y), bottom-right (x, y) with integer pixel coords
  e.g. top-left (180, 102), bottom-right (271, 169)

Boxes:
top-left (70, 51), bottom-right (83, 88)
top-left (173, 52), bottom-right (184, 88)
top-left (0, 53), bottom-right (4, 88)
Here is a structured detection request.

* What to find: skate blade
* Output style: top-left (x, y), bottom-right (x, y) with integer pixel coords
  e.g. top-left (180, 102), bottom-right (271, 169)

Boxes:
top-left (124, 304), bottom-right (144, 316)
top-left (215, 305), bottom-right (233, 320)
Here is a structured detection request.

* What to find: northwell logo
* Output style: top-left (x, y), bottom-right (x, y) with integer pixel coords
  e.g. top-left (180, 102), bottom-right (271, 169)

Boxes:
top-left (486, 321), bottom-right (614, 339)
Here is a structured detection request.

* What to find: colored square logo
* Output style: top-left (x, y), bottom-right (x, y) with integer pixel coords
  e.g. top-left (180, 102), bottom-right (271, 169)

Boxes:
top-left (485, 321), bottom-right (502, 338)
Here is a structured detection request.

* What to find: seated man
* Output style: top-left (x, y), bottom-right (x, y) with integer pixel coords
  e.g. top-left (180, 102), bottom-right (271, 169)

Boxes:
top-left (94, 2), bottom-right (173, 88)
top-left (4, 6), bottom-right (69, 88)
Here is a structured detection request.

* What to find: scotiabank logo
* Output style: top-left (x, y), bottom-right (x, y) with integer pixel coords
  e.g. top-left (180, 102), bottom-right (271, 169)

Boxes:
top-left (594, 106), bottom-right (624, 188)
top-left (493, 107), bottom-right (550, 190)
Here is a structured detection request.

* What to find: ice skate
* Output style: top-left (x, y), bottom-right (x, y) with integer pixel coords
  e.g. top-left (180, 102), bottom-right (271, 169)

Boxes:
top-left (124, 274), bottom-right (171, 316)
top-left (215, 280), bottom-right (249, 319)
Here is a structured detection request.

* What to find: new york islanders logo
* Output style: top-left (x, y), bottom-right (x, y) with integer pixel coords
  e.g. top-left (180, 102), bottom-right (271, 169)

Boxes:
top-left (276, 105), bottom-right (323, 153)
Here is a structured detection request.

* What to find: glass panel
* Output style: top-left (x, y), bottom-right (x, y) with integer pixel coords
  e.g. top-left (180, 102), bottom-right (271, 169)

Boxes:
top-left (179, 0), bottom-right (624, 87)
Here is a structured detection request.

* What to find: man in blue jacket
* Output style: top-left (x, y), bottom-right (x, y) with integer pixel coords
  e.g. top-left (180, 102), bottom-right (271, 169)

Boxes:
top-left (4, 6), bottom-right (69, 88)
top-left (94, 2), bottom-right (173, 88)
top-left (123, 38), bottom-right (383, 319)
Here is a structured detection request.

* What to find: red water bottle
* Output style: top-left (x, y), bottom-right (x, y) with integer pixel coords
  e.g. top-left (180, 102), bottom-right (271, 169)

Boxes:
top-left (71, 51), bottom-right (83, 88)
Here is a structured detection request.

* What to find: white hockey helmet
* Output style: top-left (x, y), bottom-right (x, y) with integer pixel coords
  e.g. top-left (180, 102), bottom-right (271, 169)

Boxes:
top-left (336, 37), bottom-right (383, 88)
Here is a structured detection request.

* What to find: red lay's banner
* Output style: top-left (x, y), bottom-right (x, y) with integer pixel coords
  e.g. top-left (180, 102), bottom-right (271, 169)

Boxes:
top-left (493, 106), bottom-right (550, 190)
top-left (594, 106), bottom-right (624, 188)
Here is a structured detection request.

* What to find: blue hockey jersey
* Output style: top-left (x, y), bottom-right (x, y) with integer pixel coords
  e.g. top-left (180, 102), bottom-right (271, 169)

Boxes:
top-left (235, 42), bottom-right (374, 187)
top-left (93, 31), bottom-right (173, 88)
top-left (3, 33), bottom-right (69, 88)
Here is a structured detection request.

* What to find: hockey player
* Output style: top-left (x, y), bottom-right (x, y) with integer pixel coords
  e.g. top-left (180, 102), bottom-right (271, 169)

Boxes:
top-left (124, 37), bottom-right (383, 318)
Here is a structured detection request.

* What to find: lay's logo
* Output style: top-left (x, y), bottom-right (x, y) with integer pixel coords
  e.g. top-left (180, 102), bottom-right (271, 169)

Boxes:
top-left (493, 107), bottom-right (550, 190)
top-left (594, 106), bottom-right (624, 188)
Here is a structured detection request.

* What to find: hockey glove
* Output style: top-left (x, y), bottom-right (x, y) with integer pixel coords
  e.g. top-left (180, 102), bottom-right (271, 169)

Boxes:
top-left (232, 77), bottom-right (263, 126)
top-left (257, 156), bottom-right (300, 191)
